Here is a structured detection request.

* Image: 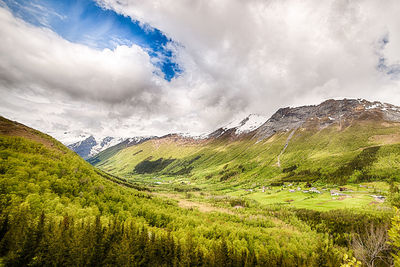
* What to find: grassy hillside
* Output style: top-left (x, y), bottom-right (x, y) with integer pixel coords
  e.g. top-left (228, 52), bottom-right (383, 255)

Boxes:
top-left (2, 116), bottom-right (373, 266)
top-left (87, 139), bottom-right (135, 166)
top-left (93, 120), bottom-right (400, 187)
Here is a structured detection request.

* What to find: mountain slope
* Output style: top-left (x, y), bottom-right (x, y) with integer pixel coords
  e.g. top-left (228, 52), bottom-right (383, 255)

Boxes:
top-left (92, 99), bottom-right (400, 185)
top-left (87, 136), bottom-right (154, 165)
top-left (0, 116), bottom-right (66, 152)
top-left (0, 116), bottom-right (347, 266)
top-left (209, 114), bottom-right (269, 139)
top-left (67, 135), bottom-right (131, 159)
top-left (255, 99), bottom-right (400, 140)
top-left (88, 113), bottom-right (269, 166)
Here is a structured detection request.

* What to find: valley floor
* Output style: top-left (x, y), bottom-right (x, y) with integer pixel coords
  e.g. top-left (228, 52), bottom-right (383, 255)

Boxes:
top-left (127, 174), bottom-right (391, 212)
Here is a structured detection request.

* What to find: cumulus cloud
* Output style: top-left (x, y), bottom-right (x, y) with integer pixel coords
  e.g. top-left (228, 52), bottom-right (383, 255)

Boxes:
top-left (1, 0), bottom-right (400, 142)
top-left (0, 7), bottom-right (163, 103)
top-left (0, 6), bottom-right (173, 140)
top-left (99, 0), bottom-right (400, 117)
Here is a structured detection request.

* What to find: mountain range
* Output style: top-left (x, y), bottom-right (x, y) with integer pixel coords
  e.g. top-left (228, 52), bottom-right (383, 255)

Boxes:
top-left (83, 98), bottom-right (400, 186)
top-left (70, 98), bottom-right (400, 157)
top-left (0, 108), bottom-right (355, 266)
top-left (1, 98), bottom-right (399, 266)
top-left (67, 113), bottom-right (269, 159)
top-left (67, 135), bottom-right (155, 159)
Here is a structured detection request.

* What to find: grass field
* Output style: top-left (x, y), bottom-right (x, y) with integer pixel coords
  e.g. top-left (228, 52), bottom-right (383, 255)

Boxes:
top-left (126, 172), bottom-right (391, 212)
top-left (227, 189), bottom-right (379, 211)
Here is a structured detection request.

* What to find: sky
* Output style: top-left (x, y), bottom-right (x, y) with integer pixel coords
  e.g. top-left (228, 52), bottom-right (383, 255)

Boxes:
top-left (0, 0), bottom-right (400, 143)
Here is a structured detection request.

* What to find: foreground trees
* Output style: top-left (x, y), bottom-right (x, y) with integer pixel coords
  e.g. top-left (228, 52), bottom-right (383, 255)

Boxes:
top-left (389, 209), bottom-right (400, 266)
top-left (0, 131), bottom-right (398, 266)
top-left (351, 224), bottom-right (392, 267)
top-left (0, 211), bottom-right (341, 266)
top-left (0, 135), bottom-right (345, 266)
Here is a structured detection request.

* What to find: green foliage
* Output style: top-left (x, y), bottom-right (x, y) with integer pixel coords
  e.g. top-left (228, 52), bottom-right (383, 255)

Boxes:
top-left (282, 165), bottom-right (298, 173)
top-left (0, 133), bottom-right (346, 266)
top-left (93, 122), bottom-right (400, 186)
top-left (95, 169), bottom-right (150, 191)
top-left (293, 208), bottom-right (392, 246)
top-left (331, 146), bottom-right (380, 184)
top-left (87, 141), bottom-right (138, 165)
top-left (3, 116), bottom-right (398, 265)
top-left (389, 208), bottom-right (400, 266)
top-left (340, 254), bottom-right (362, 267)
top-left (134, 157), bottom-right (176, 174)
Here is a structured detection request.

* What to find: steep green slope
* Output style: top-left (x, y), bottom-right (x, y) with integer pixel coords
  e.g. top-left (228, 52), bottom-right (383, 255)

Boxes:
top-left (87, 139), bottom-right (132, 165)
top-left (94, 120), bottom-right (400, 185)
top-left (0, 116), bottom-right (353, 266)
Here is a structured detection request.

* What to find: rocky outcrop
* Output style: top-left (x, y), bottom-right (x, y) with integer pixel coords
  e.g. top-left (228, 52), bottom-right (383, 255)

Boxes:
top-left (67, 135), bottom-right (152, 159)
top-left (69, 99), bottom-right (400, 159)
top-left (254, 99), bottom-right (400, 140)
top-left (67, 135), bottom-right (97, 159)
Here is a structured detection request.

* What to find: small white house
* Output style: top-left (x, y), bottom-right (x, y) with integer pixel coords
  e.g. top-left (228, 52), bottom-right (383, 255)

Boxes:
top-left (310, 189), bottom-right (321, 194)
top-left (330, 190), bottom-right (346, 196)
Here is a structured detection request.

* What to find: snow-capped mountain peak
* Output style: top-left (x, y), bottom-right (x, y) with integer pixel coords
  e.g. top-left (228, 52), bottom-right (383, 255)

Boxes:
top-left (88, 136), bottom-right (128, 158)
top-left (207, 114), bottom-right (269, 139)
top-left (67, 135), bottom-right (126, 159)
top-left (67, 134), bottom-right (156, 160)
top-left (223, 114), bottom-right (269, 135)
top-left (234, 114), bottom-right (270, 134)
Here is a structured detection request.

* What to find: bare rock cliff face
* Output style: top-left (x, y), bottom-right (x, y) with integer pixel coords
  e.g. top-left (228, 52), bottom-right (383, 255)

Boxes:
top-left (254, 99), bottom-right (400, 140)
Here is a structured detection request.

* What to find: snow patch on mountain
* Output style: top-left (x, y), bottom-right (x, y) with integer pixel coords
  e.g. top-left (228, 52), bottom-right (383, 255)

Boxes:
top-left (57, 131), bottom-right (93, 145)
top-left (68, 135), bottom-right (127, 159)
top-left (67, 134), bottom-right (157, 160)
top-left (177, 132), bottom-right (209, 140)
top-left (235, 114), bottom-right (269, 134)
top-left (224, 114), bottom-right (269, 135)
top-left (88, 137), bottom-right (127, 158)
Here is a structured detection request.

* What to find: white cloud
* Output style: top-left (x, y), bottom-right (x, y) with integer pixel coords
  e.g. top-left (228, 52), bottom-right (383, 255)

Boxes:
top-left (98, 0), bottom-right (400, 122)
top-left (1, 1), bottom-right (400, 142)
top-left (0, 7), bottom-right (162, 102)
top-left (0, 7), bottom-right (173, 140)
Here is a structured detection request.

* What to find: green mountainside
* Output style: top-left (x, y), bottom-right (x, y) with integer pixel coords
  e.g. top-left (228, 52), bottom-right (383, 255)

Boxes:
top-left (2, 98), bottom-right (400, 266)
top-left (87, 138), bottom-right (137, 166)
top-left (1, 116), bottom-right (371, 266)
top-left (93, 118), bottom-right (400, 187)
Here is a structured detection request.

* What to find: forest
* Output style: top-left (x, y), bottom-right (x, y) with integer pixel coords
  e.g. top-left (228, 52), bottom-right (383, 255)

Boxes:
top-left (0, 118), bottom-right (400, 266)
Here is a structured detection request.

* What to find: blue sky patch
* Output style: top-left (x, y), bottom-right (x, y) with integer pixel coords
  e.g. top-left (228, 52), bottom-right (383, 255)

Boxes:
top-left (2, 0), bottom-right (181, 80)
top-left (376, 35), bottom-right (400, 79)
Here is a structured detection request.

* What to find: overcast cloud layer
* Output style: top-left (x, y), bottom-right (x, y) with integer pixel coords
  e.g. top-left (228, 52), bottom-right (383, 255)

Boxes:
top-left (1, 0), bottom-right (400, 143)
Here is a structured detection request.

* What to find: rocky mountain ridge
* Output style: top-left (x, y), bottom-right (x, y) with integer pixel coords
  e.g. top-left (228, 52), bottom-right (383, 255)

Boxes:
top-left (255, 99), bottom-right (400, 140)
top-left (67, 135), bottom-right (151, 159)
top-left (68, 98), bottom-right (400, 160)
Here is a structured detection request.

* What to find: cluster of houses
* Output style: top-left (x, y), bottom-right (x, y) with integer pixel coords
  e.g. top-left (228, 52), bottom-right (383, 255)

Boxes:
top-left (249, 184), bottom-right (386, 203)
top-left (330, 190), bottom-right (347, 196)
top-left (287, 187), bottom-right (323, 194)
top-left (371, 194), bottom-right (385, 202)
top-left (286, 186), bottom-right (357, 197)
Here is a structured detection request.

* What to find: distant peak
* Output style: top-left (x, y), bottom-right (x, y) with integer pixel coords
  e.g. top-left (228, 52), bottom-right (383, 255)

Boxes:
top-left (220, 113), bottom-right (269, 135)
top-left (255, 98), bottom-right (400, 140)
